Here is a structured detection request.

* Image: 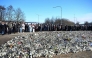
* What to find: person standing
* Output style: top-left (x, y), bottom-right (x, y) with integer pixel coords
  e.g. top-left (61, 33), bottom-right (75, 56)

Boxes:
top-left (17, 22), bottom-right (21, 33)
top-left (38, 24), bottom-right (41, 31)
top-left (1, 22), bottom-right (5, 35)
top-left (26, 23), bottom-right (29, 32)
top-left (29, 24), bottom-right (32, 32)
top-left (40, 24), bottom-right (43, 31)
top-left (47, 24), bottom-right (49, 31)
top-left (4, 22), bottom-right (8, 34)
top-left (20, 23), bottom-right (22, 33)
top-left (49, 24), bottom-right (52, 31)
top-left (0, 21), bottom-right (2, 34)
top-left (8, 22), bottom-right (12, 34)
top-left (25, 23), bottom-right (27, 32)
top-left (32, 24), bottom-right (35, 32)
top-left (22, 22), bottom-right (25, 33)
top-left (13, 22), bottom-right (17, 34)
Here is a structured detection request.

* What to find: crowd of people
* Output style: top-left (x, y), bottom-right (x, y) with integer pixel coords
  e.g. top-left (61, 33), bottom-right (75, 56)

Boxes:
top-left (0, 21), bottom-right (92, 35)
top-left (0, 21), bottom-right (31, 35)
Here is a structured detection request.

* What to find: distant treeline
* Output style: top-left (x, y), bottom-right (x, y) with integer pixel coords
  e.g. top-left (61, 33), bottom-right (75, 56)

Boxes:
top-left (44, 17), bottom-right (92, 26)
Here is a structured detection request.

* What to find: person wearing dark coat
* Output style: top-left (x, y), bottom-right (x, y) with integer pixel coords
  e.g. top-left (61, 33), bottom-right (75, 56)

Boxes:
top-left (0, 21), bottom-right (2, 34)
top-left (40, 24), bottom-right (43, 31)
top-left (25, 23), bottom-right (27, 32)
top-left (43, 25), bottom-right (46, 31)
top-left (38, 24), bottom-right (41, 31)
top-left (65, 25), bottom-right (68, 31)
top-left (26, 23), bottom-right (29, 32)
top-left (47, 24), bottom-right (49, 31)
top-left (90, 25), bottom-right (92, 31)
top-left (4, 22), bottom-right (8, 34)
top-left (49, 24), bottom-right (52, 31)
top-left (51, 24), bottom-right (54, 31)
top-left (13, 22), bottom-right (17, 34)
top-left (1, 22), bottom-right (5, 35)
top-left (17, 22), bottom-right (21, 33)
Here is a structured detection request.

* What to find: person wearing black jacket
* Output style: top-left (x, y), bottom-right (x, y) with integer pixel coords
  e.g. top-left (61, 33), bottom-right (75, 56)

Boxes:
top-left (47, 24), bottom-right (50, 31)
top-left (26, 23), bottom-right (29, 32)
top-left (1, 22), bottom-right (5, 35)
top-left (40, 24), bottom-right (43, 31)
top-left (4, 22), bottom-right (8, 34)
top-left (13, 22), bottom-right (17, 34)
top-left (17, 22), bottom-right (21, 33)
top-left (0, 21), bottom-right (2, 34)
top-left (25, 23), bottom-right (27, 32)
top-left (51, 24), bottom-right (54, 31)
top-left (38, 24), bottom-right (41, 31)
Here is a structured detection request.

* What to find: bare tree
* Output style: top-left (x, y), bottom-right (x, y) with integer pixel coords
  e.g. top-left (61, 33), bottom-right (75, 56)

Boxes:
top-left (44, 18), bottom-right (50, 24)
top-left (0, 5), bottom-right (6, 21)
top-left (6, 5), bottom-right (15, 21)
top-left (90, 22), bottom-right (92, 25)
top-left (44, 17), bottom-right (75, 26)
top-left (50, 17), bottom-right (55, 24)
top-left (50, 19), bottom-right (54, 24)
top-left (14, 8), bottom-right (26, 22)
top-left (54, 18), bottom-right (61, 25)
top-left (0, 5), bottom-right (26, 22)
top-left (84, 21), bottom-right (89, 25)
top-left (76, 21), bottom-right (79, 25)
top-left (61, 18), bottom-right (74, 26)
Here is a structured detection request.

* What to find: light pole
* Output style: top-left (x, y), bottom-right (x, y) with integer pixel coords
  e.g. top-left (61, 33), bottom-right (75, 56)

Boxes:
top-left (36, 14), bottom-right (40, 23)
top-left (74, 14), bottom-right (75, 24)
top-left (74, 14), bottom-right (77, 24)
top-left (53, 6), bottom-right (62, 25)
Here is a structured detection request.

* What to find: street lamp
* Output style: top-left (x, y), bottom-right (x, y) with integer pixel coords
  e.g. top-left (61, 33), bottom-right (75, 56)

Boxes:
top-left (53, 6), bottom-right (62, 25)
top-left (36, 14), bottom-right (40, 23)
top-left (74, 14), bottom-right (75, 24)
top-left (36, 14), bottom-right (42, 24)
top-left (74, 14), bottom-right (77, 24)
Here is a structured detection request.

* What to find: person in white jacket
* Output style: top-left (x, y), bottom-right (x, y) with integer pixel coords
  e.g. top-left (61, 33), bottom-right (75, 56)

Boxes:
top-left (32, 24), bottom-right (35, 32)
top-left (29, 24), bottom-right (32, 32)
top-left (22, 22), bottom-right (25, 33)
